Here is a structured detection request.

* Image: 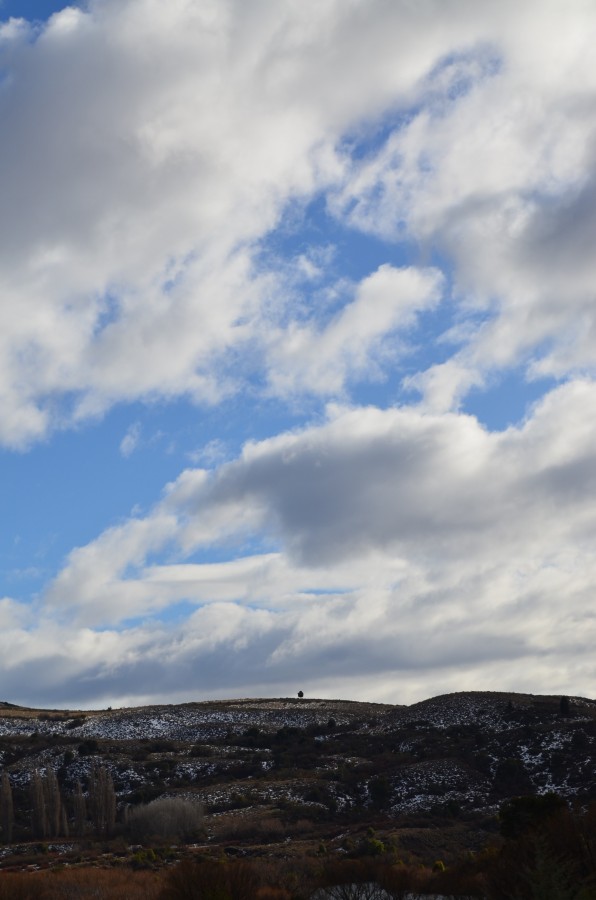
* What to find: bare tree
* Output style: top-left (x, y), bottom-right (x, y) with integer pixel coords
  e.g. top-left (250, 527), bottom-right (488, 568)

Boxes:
top-left (60, 804), bottom-right (69, 838)
top-left (44, 766), bottom-right (63, 838)
top-left (73, 780), bottom-right (87, 837)
top-left (313, 883), bottom-right (389, 899)
top-left (89, 766), bottom-right (116, 836)
top-left (30, 770), bottom-right (48, 839)
top-left (0, 772), bottom-right (14, 843)
top-left (127, 798), bottom-right (204, 841)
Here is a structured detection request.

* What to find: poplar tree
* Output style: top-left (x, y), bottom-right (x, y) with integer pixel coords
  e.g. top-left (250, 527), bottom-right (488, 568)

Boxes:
top-left (30, 770), bottom-right (48, 839)
top-left (44, 767), bottom-right (63, 838)
top-left (60, 805), bottom-right (69, 838)
top-left (89, 766), bottom-right (116, 836)
top-left (73, 780), bottom-right (87, 837)
top-left (0, 772), bottom-right (14, 843)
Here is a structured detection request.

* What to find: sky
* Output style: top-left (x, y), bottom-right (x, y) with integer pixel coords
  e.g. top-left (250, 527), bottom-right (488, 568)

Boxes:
top-left (0, 0), bottom-right (595, 709)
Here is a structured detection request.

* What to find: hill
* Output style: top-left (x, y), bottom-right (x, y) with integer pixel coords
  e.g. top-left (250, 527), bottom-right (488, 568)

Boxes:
top-left (0, 690), bottom-right (594, 869)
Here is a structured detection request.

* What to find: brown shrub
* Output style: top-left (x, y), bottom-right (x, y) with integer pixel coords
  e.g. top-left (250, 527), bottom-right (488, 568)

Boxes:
top-left (256, 888), bottom-right (291, 899)
top-left (127, 798), bottom-right (204, 841)
top-left (0, 869), bottom-right (163, 900)
top-left (0, 873), bottom-right (42, 900)
top-left (256, 857), bottom-right (319, 900)
top-left (159, 858), bottom-right (261, 900)
top-left (214, 813), bottom-right (285, 844)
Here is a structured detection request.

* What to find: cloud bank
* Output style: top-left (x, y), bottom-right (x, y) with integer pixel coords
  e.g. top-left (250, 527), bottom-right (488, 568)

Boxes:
top-left (1, 0), bottom-right (596, 705)
top-left (6, 379), bottom-right (594, 706)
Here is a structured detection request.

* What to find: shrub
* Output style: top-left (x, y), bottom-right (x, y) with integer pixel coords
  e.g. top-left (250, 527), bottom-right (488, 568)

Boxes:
top-left (66, 716), bottom-right (86, 729)
top-left (132, 847), bottom-right (159, 869)
top-left (127, 797), bottom-right (204, 841)
top-left (368, 776), bottom-right (391, 809)
top-left (492, 757), bottom-right (533, 797)
top-left (316, 860), bottom-right (389, 898)
top-left (0, 869), bottom-right (163, 900)
top-left (160, 858), bottom-right (261, 900)
top-left (499, 793), bottom-right (566, 839)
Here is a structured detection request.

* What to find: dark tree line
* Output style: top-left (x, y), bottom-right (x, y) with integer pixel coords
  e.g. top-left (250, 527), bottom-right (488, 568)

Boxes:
top-left (0, 764), bottom-right (117, 842)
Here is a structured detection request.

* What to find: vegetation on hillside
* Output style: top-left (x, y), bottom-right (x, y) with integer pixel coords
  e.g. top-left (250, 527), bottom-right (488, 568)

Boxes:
top-left (0, 691), bottom-right (594, 897)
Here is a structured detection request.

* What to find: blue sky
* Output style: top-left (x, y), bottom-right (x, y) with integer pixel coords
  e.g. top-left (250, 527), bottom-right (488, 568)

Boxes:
top-left (0, 0), bottom-right (63, 20)
top-left (0, 0), bottom-right (595, 708)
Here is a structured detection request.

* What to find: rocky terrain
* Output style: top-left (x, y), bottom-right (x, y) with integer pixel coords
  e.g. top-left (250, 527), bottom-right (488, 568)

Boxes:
top-left (0, 690), bottom-right (594, 868)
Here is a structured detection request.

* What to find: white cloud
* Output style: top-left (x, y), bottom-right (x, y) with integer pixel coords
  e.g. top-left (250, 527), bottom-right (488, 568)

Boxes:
top-left (267, 265), bottom-right (443, 396)
top-left (45, 513), bottom-right (179, 623)
top-left (187, 438), bottom-right (228, 467)
top-left (119, 420), bottom-right (141, 457)
top-left (404, 359), bottom-right (483, 414)
top-left (1, 0), bottom-right (595, 443)
top-left (0, 597), bottom-right (33, 629)
top-left (330, 3), bottom-right (596, 401)
top-left (3, 1), bottom-right (596, 707)
top-left (24, 379), bottom-right (594, 704)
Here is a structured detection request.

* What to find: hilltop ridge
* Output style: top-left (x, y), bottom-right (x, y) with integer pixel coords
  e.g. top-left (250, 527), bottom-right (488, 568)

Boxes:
top-left (0, 689), bottom-right (594, 869)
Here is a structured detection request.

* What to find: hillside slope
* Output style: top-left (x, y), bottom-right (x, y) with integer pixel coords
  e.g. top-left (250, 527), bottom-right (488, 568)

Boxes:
top-left (0, 691), bottom-right (594, 864)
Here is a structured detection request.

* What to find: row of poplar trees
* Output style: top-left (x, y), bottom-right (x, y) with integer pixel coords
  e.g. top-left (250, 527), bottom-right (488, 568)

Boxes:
top-left (0, 766), bottom-right (116, 842)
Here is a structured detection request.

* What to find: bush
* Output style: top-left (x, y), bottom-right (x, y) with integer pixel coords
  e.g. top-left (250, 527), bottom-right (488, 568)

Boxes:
top-left (127, 797), bottom-right (204, 841)
top-left (0, 869), bottom-right (163, 900)
top-left (316, 860), bottom-right (390, 898)
top-left (492, 757), bottom-right (533, 797)
top-left (66, 716), bottom-right (86, 729)
top-left (160, 859), bottom-right (261, 900)
top-left (499, 793), bottom-right (566, 839)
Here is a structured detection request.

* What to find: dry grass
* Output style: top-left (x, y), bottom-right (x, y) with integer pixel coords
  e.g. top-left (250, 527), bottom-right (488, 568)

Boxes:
top-left (0, 868), bottom-right (164, 899)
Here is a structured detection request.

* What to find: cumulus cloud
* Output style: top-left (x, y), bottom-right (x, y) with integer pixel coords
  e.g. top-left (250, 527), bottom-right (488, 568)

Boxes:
top-left (2, 0), bottom-right (595, 444)
top-left (29, 379), bottom-right (596, 704)
top-left (175, 380), bottom-right (596, 571)
top-left (3, 0), bottom-right (596, 706)
top-left (330, 2), bottom-right (596, 401)
top-left (0, 0), bottom-right (463, 445)
top-left (267, 265), bottom-right (443, 396)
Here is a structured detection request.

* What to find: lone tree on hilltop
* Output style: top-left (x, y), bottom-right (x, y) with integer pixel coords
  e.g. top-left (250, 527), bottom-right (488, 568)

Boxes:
top-left (297, 690), bottom-right (304, 699)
